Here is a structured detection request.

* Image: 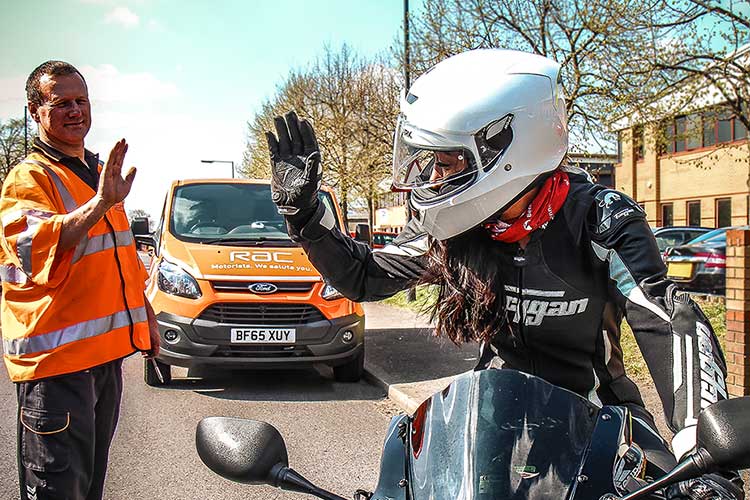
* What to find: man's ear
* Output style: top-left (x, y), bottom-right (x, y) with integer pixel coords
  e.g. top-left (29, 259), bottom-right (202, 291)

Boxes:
top-left (27, 102), bottom-right (40, 123)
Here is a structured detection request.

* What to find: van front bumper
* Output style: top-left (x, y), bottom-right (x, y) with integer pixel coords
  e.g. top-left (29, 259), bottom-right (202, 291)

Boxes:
top-left (153, 311), bottom-right (365, 369)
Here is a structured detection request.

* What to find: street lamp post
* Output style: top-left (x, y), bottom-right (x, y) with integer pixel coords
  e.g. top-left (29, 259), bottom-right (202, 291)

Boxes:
top-left (200, 159), bottom-right (235, 179)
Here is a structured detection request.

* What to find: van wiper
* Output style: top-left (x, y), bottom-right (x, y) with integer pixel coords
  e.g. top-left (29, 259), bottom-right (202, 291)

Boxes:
top-left (198, 236), bottom-right (291, 245)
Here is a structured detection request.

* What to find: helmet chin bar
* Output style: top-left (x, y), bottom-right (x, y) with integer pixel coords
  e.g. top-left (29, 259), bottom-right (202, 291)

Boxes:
top-left (482, 170), bottom-right (553, 225)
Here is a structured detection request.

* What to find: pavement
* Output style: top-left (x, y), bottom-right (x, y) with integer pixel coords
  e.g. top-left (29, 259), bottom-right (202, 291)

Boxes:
top-left (361, 302), bottom-right (479, 414)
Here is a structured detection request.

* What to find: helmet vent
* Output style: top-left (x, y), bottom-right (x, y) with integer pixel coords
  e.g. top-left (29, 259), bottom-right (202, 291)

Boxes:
top-left (406, 93), bottom-right (419, 104)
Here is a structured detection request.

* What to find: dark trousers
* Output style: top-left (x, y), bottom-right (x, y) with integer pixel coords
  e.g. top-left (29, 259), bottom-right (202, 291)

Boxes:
top-left (16, 358), bottom-right (123, 500)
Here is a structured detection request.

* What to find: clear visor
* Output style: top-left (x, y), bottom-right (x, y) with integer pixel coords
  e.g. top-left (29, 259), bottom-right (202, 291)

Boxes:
top-left (392, 121), bottom-right (477, 192)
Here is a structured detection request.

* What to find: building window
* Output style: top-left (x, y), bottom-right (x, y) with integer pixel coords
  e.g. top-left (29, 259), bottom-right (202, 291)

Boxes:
top-left (717, 111), bottom-right (732, 143)
top-left (735, 117), bottom-right (748, 141)
top-left (662, 120), bottom-right (675, 154)
top-left (674, 116), bottom-right (686, 152)
top-left (703, 111), bottom-right (717, 147)
top-left (716, 198), bottom-right (731, 228)
top-left (633, 125), bottom-right (645, 160)
top-left (662, 106), bottom-right (748, 156)
top-left (661, 203), bottom-right (674, 227)
top-left (687, 200), bottom-right (701, 227)
top-left (617, 131), bottom-right (622, 163)
top-left (686, 113), bottom-right (702, 150)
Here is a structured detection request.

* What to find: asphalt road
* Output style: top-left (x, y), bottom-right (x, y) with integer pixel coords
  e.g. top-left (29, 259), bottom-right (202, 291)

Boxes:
top-left (0, 358), bottom-right (403, 500)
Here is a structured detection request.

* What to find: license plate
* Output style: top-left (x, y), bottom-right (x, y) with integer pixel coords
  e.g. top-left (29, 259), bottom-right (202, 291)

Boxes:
top-left (230, 328), bottom-right (296, 343)
top-left (667, 262), bottom-right (693, 279)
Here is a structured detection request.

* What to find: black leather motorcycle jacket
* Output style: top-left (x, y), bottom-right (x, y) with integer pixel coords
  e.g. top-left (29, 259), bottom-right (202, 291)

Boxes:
top-left (288, 171), bottom-right (728, 436)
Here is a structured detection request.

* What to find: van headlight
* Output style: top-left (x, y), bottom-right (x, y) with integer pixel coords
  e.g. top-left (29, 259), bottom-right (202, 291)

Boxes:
top-left (157, 260), bottom-right (202, 299)
top-left (321, 283), bottom-right (343, 300)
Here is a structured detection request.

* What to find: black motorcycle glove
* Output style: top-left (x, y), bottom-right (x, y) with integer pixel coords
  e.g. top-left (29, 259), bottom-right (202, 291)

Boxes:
top-left (667, 473), bottom-right (745, 500)
top-left (266, 111), bottom-right (322, 221)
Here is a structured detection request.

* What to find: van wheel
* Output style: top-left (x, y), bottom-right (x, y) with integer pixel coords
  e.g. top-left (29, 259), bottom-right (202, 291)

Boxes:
top-left (144, 359), bottom-right (172, 386)
top-left (333, 349), bottom-right (364, 383)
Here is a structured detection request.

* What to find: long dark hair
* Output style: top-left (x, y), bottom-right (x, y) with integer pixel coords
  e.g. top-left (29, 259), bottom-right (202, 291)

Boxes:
top-left (418, 226), bottom-right (510, 345)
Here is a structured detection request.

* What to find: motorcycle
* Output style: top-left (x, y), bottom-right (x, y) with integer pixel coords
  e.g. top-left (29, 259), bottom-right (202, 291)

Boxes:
top-left (195, 369), bottom-right (750, 500)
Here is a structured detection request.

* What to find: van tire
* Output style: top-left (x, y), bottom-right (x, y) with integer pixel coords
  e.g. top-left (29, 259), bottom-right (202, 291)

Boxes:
top-left (333, 349), bottom-right (364, 383)
top-left (144, 359), bottom-right (172, 386)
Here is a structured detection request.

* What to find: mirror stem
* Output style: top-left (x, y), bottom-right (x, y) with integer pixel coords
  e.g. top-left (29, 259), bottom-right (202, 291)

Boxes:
top-left (271, 465), bottom-right (349, 500)
top-left (616, 450), bottom-right (710, 500)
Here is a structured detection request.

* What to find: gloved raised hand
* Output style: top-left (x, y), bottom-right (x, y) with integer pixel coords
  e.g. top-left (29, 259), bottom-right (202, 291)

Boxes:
top-left (266, 111), bottom-right (322, 216)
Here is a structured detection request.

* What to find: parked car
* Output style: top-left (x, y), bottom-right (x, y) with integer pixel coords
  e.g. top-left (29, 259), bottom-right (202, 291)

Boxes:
top-left (652, 226), bottom-right (712, 253)
top-left (134, 179), bottom-right (366, 386)
top-left (372, 231), bottom-right (398, 249)
top-left (664, 226), bottom-right (749, 294)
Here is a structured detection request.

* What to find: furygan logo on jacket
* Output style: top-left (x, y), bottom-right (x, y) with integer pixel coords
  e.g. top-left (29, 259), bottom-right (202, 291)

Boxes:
top-left (503, 286), bottom-right (589, 326)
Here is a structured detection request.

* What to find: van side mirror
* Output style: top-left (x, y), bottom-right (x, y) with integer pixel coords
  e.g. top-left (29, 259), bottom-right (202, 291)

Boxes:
top-left (131, 217), bottom-right (150, 236)
top-left (354, 223), bottom-right (371, 245)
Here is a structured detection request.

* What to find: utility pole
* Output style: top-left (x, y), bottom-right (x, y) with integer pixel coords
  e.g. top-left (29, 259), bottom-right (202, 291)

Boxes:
top-left (404, 0), bottom-right (418, 303)
top-left (24, 105), bottom-right (28, 156)
top-left (404, 0), bottom-right (410, 89)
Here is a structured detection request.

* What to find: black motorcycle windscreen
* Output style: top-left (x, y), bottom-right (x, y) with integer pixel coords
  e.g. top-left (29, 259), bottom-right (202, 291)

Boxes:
top-left (408, 369), bottom-right (600, 500)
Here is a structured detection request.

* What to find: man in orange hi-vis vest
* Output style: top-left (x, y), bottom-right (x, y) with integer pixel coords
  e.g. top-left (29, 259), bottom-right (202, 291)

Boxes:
top-left (0, 61), bottom-right (160, 500)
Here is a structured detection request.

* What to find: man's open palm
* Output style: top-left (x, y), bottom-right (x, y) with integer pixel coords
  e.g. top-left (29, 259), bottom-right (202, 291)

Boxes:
top-left (98, 139), bottom-right (136, 207)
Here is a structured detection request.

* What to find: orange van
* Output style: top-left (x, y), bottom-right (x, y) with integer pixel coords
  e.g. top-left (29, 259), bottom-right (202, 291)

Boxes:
top-left (137, 179), bottom-right (365, 385)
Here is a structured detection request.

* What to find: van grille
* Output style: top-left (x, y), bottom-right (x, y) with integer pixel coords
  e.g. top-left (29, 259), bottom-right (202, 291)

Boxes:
top-left (198, 303), bottom-right (325, 325)
top-left (213, 345), bottom-right (313, 358)
top-left (210, 281), bottom-right (315, 293)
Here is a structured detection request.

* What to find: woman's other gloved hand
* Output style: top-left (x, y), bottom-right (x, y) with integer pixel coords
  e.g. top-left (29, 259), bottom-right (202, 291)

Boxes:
top-left (266, 111), bottom-right (322, 218)
top-left (667, 473), bottom-right (745, 500)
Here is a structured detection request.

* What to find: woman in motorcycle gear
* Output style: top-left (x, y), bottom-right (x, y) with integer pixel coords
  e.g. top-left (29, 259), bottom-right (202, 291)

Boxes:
top-left (266, 49), bottom-right (743, 500)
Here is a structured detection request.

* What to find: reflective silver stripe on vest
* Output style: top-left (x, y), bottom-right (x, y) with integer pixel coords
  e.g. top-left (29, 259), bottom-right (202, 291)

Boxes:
top-left (72, 230), bottom-right (134, 264)
top-left (0, 264), bottom-right (28, 285)
top-left (3, 306), bottom-right (147, 356)
top-left (22, 160), bottom-right (79, 213)
top-left (16, 211), bottom-right (52, 274)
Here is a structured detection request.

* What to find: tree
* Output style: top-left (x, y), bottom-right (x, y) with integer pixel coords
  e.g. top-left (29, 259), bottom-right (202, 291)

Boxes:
top-left (241, 46), bottom-right (401, 228)
top-left (403, 0), bottom-right (749, 153)
top-left (127, 208), bottom-right (152, 225)
top-left (0, 118), bottom-right (35, 183)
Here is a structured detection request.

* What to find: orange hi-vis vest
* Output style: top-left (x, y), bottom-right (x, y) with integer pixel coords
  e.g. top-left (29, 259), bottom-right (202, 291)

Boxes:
top-left (0, 151), bottom-right (151, 382)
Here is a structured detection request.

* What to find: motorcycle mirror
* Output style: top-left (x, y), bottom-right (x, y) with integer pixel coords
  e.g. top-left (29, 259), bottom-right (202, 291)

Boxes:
top-left (614, 397), bottom-right (750, 500)
top-left (195, 417), bottom-right (288, 484)
top-left (696, 396), bottom-right (750, 471)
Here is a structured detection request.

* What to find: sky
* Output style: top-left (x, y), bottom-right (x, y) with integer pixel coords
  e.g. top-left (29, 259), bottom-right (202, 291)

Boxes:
top-left (0, 0), bottom-right (414, 220)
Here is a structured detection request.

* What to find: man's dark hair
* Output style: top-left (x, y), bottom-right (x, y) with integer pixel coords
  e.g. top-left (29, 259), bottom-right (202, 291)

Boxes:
top-left (26, 61), bottom-right (87, 106)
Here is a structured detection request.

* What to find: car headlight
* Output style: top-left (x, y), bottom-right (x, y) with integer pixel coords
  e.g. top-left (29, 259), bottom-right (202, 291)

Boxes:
top-left (157, 260), bottom-right (202, 299)
top-left (321, 283), bottom-right (343, 300)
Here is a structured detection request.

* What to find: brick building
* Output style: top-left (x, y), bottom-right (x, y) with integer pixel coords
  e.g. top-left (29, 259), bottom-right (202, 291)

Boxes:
top-left (614, 46), bottom-right (750, 228)
top-left (615, 113), bottom-right (749, 228)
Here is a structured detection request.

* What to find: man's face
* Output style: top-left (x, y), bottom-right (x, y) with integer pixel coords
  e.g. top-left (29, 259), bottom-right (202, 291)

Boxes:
top-left (29, 72), bottom-right (91, 149)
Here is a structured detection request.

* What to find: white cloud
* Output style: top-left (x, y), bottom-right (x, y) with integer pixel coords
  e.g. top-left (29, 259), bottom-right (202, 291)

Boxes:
top-left (0, 75), bottom-right (28, 118)
top-left (147, 19), bottom-right (165, 32)
top-left (105, 7), bottom-right (140, 28)
top-left (80, 64), bottom-right (180, 103)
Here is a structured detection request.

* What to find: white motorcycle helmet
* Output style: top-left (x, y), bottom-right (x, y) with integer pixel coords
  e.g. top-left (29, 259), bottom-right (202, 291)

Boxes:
top-left (392, 49), bottom-right (568, 241)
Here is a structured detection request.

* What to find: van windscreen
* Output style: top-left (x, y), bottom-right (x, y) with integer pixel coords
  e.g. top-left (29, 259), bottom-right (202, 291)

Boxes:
top-left (169, 183), bottom-right (339, 244)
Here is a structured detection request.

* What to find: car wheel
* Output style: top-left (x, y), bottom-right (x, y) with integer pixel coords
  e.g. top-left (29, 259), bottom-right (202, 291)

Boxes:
top-left (144, 358), bottom-right (172, 386)
top-left (333, 348), bottom-right (364, 383)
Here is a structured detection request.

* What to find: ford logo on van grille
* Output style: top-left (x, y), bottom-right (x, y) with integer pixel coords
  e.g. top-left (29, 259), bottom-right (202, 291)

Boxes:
top-left (248, 282), bottom-right (278, 294)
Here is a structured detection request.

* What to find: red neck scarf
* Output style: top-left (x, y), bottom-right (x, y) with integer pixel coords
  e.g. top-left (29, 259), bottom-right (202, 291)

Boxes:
top-left (483, 170), bottom-right (570, 243)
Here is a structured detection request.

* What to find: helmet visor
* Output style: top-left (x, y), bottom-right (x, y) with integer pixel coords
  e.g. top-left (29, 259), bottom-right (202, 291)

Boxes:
top-left (392, 119), bottom-right (477, 192)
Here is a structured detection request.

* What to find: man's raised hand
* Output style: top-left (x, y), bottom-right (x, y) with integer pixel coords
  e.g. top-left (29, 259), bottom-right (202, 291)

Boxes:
top-left (98, 139), bottom-right (136, 208)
